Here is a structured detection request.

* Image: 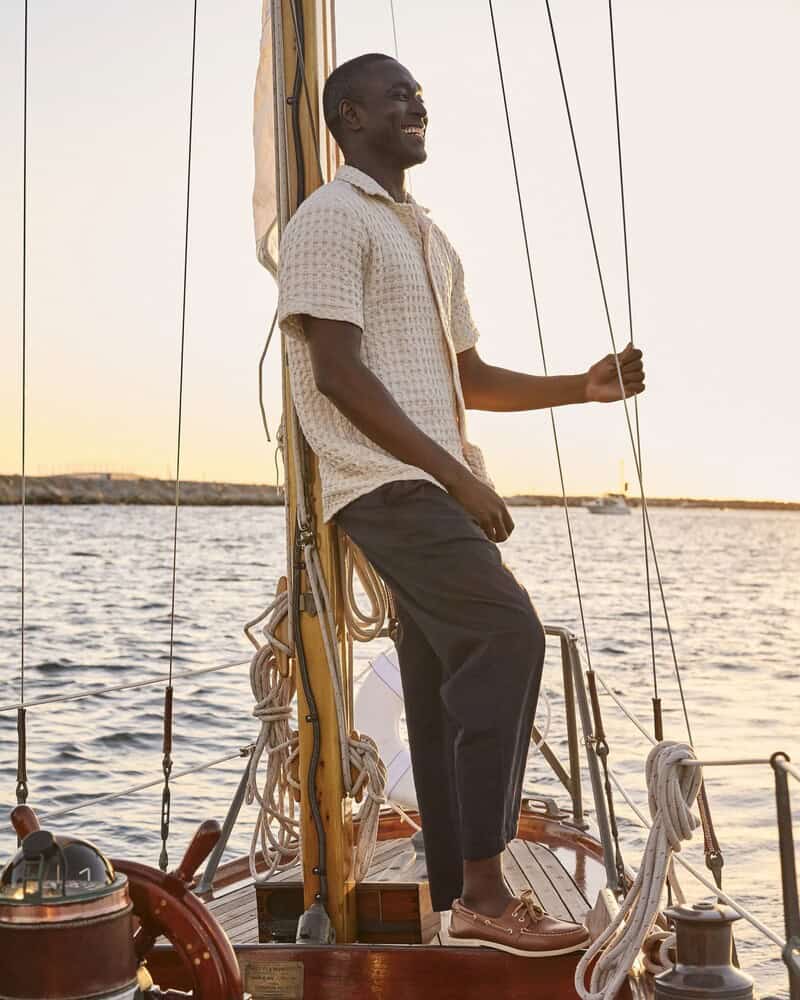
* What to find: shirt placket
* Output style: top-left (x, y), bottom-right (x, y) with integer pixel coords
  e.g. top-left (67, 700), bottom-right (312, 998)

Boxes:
top-left (411, 209), bottom-right (470, 449)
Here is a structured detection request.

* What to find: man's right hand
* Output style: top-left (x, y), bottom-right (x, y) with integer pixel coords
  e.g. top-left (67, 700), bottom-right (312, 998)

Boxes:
top-left (446, 467), bottom-right (515, 543)
top-left (302, 319), bottom-right (516, 542)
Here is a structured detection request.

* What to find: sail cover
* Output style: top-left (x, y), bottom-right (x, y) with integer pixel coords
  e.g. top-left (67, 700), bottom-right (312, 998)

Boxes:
top-left (253, 1), bottom-right (279, 275)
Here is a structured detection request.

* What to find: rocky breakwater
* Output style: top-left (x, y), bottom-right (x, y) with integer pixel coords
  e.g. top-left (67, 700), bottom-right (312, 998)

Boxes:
top-left (0, 474), bottom-right (283, 506)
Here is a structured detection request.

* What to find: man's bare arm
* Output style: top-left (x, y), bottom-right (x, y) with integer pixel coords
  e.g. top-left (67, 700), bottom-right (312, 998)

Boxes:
top-left (303, 316), bottom-right (514, 541)
top-left (457, 345), bottom-right (645, 411)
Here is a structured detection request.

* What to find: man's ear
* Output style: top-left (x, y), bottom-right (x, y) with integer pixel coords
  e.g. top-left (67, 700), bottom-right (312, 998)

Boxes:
top-left (339, 98), bottom-right (363, 134)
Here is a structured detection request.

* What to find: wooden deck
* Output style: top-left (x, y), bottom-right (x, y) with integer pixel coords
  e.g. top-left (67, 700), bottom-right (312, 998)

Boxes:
top-left (148, 813), bottom-right (628, 998)
top-left (203, 834), bottom-right (592, 947)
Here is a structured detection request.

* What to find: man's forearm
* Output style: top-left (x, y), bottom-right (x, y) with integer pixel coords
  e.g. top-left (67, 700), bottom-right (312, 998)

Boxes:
top-left (461, 359), bottom-right (589, 412)
top-left (319, 360), bottom-right (467, 490)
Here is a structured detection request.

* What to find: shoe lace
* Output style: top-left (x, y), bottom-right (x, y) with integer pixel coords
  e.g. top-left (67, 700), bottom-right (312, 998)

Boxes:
top-left (512, 889), bottom-right (544, 925)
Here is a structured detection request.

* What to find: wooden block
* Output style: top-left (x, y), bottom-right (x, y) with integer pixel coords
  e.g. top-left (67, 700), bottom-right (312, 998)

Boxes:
top-left (255, 878), bottom-right (440, 945)
top-left (257, 884), bottom-right (305, 943)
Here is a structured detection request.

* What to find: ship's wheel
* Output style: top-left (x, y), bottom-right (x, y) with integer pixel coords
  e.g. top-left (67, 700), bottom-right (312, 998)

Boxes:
top-left (11, 806), bottom-right (243, 1000)
top-left (113, 820), bottom-right (243, 999)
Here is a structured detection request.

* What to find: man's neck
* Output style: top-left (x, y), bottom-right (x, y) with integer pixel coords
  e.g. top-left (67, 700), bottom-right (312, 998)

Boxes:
top-left (344, 155), bottom-right (406, 203)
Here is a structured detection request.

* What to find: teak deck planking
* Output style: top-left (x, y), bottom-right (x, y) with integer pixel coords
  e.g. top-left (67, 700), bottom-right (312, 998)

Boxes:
top-left (204, 835), bottom-right (591, 947)
top-left (148, 812), bottom-right (631, 998)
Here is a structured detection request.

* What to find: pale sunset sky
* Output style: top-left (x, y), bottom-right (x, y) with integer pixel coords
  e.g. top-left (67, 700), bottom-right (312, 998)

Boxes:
top-left (0, 1), bottom-right (797, 501)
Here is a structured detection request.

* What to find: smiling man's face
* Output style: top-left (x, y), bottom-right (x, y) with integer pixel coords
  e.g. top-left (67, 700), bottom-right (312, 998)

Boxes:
top-left (345, 59), bottom-right (428, 168)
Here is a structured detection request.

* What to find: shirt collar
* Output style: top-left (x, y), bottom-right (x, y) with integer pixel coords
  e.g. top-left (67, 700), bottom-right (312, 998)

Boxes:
top-left (335, 164), bottom-right (429, 213)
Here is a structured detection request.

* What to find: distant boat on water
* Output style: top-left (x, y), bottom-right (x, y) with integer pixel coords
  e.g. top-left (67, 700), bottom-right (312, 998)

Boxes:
top-left (586, 460), bottom-right (631, 515)
top-left (585, 492), bottom-right (631, 515)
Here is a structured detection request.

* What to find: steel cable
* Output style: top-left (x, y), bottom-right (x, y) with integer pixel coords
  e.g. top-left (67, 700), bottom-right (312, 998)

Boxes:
top-left (543, 0), bottom-right (692, 743)
top-left (487, 0), bottom-right (595, 672)
top-left (16, 0), bottom-right (30, 810)
top-left (159, 0), bottom-right (199, 871)
top-left (606, 0), bottom-right (658, 713)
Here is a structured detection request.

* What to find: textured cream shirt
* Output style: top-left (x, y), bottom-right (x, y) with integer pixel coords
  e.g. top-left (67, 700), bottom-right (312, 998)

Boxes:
top-left (278, 165), bottom-right (489, 522)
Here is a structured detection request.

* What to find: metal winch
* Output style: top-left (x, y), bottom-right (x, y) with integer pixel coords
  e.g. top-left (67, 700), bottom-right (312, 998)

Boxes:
top-left (0, 806), bottom-right (139, 1000)
top-left (655, 901), bottom-right (754, 1000)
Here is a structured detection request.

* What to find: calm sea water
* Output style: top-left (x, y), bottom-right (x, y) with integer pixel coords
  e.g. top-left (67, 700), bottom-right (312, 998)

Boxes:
top-left (0, 504), bottom-right (797, 997)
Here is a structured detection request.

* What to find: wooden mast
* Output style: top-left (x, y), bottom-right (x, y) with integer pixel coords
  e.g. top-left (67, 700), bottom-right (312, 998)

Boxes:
top-left (276, 0), bottom-right (356, 942)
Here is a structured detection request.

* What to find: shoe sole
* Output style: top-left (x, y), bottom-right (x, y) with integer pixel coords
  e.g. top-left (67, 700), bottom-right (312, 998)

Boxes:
top-left (448, 933), bottom-right (590, 959)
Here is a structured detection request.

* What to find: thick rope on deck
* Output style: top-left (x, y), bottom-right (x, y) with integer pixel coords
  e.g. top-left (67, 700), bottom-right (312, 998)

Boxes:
top-left (575, 741), bottom-right (701, 1000)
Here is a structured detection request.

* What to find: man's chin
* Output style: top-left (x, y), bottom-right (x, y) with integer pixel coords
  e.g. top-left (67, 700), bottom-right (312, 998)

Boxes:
top-left (404, 146), bottom-right (428, 167)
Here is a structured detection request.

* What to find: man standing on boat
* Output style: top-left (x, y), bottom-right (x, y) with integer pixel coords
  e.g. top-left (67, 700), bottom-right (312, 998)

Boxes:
top-left (278, 53), bottom-right (644, 957)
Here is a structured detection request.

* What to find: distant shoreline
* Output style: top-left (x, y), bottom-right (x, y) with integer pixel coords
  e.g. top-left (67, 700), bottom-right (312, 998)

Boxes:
top-left (0, 474), bottom-right (797, 512)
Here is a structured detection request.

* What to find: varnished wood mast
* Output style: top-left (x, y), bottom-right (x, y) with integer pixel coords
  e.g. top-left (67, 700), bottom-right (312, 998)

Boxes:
top-left (276, 0), bottom-right (356, 942)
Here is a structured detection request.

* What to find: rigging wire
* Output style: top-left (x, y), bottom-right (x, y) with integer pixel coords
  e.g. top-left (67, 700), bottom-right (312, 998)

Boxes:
top-left (389, 0), bottom-right (400, 59)
top-left (542, 0), bottom-right (693, 744)
top-left (545, 1), bottom-right (726, 890)
top-left (487, 0), bottom-right (595, 671)
top-left (16, 0), bottom-right (30, 809)
top-left (258, 307), bottom-right (279, 442)
top-left (159, 0), bottom-right (199, 871)
top-left (606, 0), bottom-right (659, 723)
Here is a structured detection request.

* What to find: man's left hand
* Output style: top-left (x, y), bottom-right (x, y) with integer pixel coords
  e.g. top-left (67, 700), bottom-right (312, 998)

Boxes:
top-left (585, 342), bottom-right (645, 403)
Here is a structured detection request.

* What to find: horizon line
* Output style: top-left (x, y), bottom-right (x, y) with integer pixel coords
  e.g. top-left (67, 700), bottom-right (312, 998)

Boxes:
top-left (0, 471), bottom-right (797, 507)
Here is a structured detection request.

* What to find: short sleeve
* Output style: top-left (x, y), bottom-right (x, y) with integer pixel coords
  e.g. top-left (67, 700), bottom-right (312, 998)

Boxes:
top-left (277, 192), bottom-right (367, 339)
top-left (450, 253), bottom-right (480, 353)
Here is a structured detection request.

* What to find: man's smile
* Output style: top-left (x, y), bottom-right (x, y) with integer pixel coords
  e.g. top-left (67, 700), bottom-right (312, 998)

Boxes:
top-left (401, 123), bottom-right (426, 141)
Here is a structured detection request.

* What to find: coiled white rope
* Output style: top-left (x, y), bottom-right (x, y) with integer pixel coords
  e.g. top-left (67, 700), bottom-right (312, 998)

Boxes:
top-left (244, 589), bottom-right (301, 881)
top-left (605, 763), bottom-right (786, 949)
top-left (341, 537), bottom-right (392, 643)
top-left (348, 731), bottom-right (388, 881)
top-left (243, 406), bottom-right (388, 883)
top-left (243, 575), bottom-right (389, 883)
top-left (575, 741), bottom-right (702, 1000)
top-left (286, 405), bottom-right (388, 881)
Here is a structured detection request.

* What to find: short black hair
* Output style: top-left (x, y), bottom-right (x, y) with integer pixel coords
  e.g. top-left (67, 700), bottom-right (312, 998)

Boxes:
top-left (322, 53), bottom-right (395, 144)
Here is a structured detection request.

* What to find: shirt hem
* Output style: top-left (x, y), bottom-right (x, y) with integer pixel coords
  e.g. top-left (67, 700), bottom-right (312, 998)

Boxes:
top-left (323, 468), bottom-right (446, 523)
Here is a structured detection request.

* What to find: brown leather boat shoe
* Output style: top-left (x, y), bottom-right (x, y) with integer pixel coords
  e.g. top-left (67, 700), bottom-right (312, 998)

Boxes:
top-left (449, 890), bottom-right (590, 958)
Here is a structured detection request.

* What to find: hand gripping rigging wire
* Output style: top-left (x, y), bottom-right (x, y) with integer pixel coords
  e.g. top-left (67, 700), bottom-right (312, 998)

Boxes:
top-left (547, 0), bottom-right (729, 897)
top-left (488, 0), bottom-right (730, 909)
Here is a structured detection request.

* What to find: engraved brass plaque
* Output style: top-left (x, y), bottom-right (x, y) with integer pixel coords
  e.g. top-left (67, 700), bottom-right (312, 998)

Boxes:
top-left (243, 961), bottom-right (304, 999)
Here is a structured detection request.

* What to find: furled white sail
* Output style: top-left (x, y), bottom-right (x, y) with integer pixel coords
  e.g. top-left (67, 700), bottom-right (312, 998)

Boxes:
top-left (253, 1), bottom-right (279, 275)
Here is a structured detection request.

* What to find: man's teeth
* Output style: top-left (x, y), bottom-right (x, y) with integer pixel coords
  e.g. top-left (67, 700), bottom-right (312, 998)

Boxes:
top-left (402, 126), bottom-right (425, 136)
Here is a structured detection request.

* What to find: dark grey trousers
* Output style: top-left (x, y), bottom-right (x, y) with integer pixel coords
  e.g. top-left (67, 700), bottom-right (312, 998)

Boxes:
top-left (336, 480), bottom-right (545, 911)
